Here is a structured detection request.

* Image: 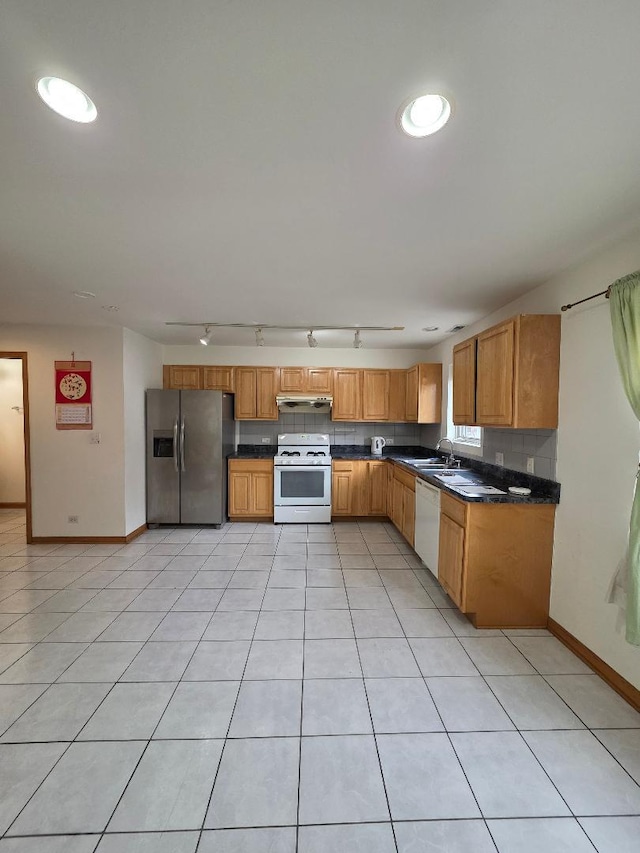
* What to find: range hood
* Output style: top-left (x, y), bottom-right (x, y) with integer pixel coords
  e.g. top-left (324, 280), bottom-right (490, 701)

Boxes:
top-left (276, 395), bottom-right (333, 414)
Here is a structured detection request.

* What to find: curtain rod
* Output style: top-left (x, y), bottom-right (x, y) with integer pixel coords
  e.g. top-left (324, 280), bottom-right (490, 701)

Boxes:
top-left (561, 287), bottom-right (611, 312)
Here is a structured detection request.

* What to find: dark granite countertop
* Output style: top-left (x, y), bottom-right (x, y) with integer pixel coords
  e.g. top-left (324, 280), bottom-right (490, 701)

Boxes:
top-left (229, 444), bottom-right (560, 505)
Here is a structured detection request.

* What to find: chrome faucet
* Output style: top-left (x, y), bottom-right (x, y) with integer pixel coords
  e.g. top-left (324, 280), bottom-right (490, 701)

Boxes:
top-left (435, 436), bottom-right (456, 467)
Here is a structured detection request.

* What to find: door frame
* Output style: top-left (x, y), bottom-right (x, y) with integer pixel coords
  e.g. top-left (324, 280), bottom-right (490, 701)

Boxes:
top-left (0, 352), bottom-right (32, 542)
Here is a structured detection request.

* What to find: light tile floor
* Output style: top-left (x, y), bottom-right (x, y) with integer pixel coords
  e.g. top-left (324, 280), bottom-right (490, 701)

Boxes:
top-left (0, 507), bottom-right (639, 852)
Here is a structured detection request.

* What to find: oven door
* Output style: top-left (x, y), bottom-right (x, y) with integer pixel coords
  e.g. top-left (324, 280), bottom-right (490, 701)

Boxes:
top-left (274, 465), bottom-right (331, 506)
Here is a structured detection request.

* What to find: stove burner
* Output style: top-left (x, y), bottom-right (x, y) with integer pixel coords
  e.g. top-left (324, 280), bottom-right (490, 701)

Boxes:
top-left (281, 451), bottom-right (301, 456)
top-left (307, 451), bottom-right (326, 456)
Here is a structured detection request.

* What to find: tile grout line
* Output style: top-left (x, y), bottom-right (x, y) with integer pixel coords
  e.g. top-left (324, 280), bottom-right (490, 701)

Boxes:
top-left (195, 522), bottom-right (281, 851)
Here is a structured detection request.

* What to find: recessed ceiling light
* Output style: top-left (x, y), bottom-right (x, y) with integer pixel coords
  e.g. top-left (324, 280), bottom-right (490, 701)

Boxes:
top-left (399, 94), bottom-right (451, 138)
top-left (37, 77), bottom-right (97, 123)
top-left (73, 290), bottom-right (96, 299)
top-left (422, 326), bottom-right (439, 332)
top-left (102, 305), bottom-right (119, 312)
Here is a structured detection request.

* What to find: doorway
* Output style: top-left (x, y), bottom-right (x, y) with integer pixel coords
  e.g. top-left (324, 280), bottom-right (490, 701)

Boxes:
top-left (0, 353), bottom-right (32, 542)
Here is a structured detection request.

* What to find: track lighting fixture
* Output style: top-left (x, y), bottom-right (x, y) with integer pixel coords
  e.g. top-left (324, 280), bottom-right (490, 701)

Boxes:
top-left (167, 322), bottom-right (405, 347)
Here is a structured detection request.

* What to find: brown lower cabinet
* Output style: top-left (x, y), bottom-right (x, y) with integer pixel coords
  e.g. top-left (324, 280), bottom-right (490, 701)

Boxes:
top-left (331, 460), bottom-right (389, 517)
top-left (228, 459), bottom-right (274, 519)
top-left (388, 463), bottom-right (415, 546)
top-left (438, 492), bottom-right (556, 628)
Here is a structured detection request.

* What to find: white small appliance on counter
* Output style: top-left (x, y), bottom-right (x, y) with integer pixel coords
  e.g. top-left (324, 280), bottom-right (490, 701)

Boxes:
top-left (371, 436), bottom-right (386, 455)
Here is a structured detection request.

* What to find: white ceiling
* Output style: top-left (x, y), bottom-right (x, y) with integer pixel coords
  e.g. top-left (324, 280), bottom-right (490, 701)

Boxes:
top-left (2, 0), bottom-right (640, 349)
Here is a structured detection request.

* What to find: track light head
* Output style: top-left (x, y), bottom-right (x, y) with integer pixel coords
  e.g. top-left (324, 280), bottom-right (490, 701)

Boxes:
top-left (199, 326), bottom-right (212, 346)
top-left (353, 330), bottom-right (362, 349)
top-left (307, 330), bottom-right (318, 348)
top-left (255, 327), bottom-right (265, 347)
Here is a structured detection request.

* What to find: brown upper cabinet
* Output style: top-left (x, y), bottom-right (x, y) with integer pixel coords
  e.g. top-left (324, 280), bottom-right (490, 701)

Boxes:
top-left (163, 364), bottom-right (233, 392)
top-left (332, 369), bottom-right (362, 420)
top-left (234, 367), bottom-right (279, 420)
top-left (405, 363), bottom-right (442, 423)
top-left (452, 314), bottom-right (561, 429)
top-left (202, 366), bottom-right (234, 392)
top-left (278, 367), bottom-right (333, 395)
top-left (163, 361), bottom-right (442, 424)
top-left (163, 365), bottom-right (202, 390)
top-left (362, 370), bottom-right (390, 421)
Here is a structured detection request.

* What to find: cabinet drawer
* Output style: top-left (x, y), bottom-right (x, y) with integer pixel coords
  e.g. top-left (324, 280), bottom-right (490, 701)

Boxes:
top-left (332, 460), bottom-right (354, 472)
top-left (228, 459), bottom-right (273, 474)
top-left (440, 492), bottom-right (467, 527)
top-left (393, 465), bottom-right (416, 492)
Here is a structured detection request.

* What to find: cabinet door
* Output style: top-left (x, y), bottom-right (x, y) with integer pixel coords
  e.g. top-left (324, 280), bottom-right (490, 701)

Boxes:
top-left (388, 371), bottom-right (407, 422)
top-left (256, 368), bottom-right (278, 419)
top-left (229, 472), bottom-right (252, 515)
top-left (165, 366), bottom-right (202, 390)
top-left (307, 368), bottom-right (333, 394)
top-left (438, 513), bottom-right (465, 606)
top-left (332, 369), bottom-right (362, 420)
top-left (362, 370), bottom-right (390, 421)
top-left (332, 464), bottom-right (354, 515)
top-left (476, 321), bottom-right (515, 426)
top-left (234, 369), bottom-right (257, 419)
top-left (452, 340), bottom-right (476, 425)
top-left (405, 366), bottom-right (418, 421)
top-left (368, 461), bottom-right (388, 515)
top-left (202, 366), bottom-right (234, 392)
top-left (279, 367), bottom-right (306, 393)
top-left (391, 476), bottom-right (404, 530)
top-left (252, 471), bottom-right (274, 515)
top-left (402, 485), bottom-right (415, 546)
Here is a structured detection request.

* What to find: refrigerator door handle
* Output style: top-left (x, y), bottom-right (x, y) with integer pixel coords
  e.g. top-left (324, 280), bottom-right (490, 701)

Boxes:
top-left (173, 418), bottom-right (179, 473)
top-left (180, 418), bottom-right (186, 471)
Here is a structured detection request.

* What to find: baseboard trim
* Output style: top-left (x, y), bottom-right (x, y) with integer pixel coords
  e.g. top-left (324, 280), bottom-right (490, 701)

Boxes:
top-left (548, 618), bottom-right (640, 712)
top-left (0, 502), bottom-right (26, 508)
top-left (31, 523), bottom-right (148, 545)
top-left (332, 515), bottom-right (388, 522)
top-left (125, 523), bottom-right (147, 543)
top-left (228, 516), bottom-right (273, 523)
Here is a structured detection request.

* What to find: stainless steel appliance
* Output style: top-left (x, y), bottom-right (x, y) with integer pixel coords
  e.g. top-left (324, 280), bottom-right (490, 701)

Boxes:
top-left (274, 433), bottom-right (332, 523)
top-left (146, 390), bottom-right (234, 526)
top-left (414, 478), bottom-right (441, 577)
top-left (276, 396), bottom-right (332, 414)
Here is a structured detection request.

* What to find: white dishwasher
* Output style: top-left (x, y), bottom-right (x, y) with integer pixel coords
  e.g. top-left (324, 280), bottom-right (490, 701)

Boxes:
top-left (414, 478), bottom-right (441, 578)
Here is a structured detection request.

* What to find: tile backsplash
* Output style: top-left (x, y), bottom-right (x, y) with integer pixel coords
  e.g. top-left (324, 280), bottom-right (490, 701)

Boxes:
top-left (238, 413), bottom-right (421, 447)
top-left (240, 416), bottom-right (557, 480)
top-left (421, 424), bottom-right (557, 480)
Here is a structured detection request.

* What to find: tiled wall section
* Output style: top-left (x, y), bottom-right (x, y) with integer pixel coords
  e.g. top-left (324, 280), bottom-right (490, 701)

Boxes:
top-left (420, 424), bottom-right (558, 480)
top-left (483, 428), bottom-right (557, 480)
top-left (241, 417), bottom-right (557, 479)
top-left (238, 413), bottom-right (422, 446)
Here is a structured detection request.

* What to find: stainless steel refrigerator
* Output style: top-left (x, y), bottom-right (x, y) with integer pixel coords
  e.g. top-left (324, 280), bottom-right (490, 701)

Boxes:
top-left (146, 390), bottom-right (234, 526)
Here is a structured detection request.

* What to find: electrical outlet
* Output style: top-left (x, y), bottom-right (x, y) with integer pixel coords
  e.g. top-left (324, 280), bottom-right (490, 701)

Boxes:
top-left (526, 456), bottom-right (535, 474)
top-left (261, 437), bottom-right (271, 444)
top-left (385, 438), bottom-right (394, 445)
top-left (90, 433), bottom-right (101, 444)
top-left (495, 451), bottom-right (504, 466)
top-left (68, 515), bottom-right (79, 524)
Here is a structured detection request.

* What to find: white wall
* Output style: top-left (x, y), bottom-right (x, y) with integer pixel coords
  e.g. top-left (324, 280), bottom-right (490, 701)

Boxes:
top-left (123, 329), bottom-right (163, 533)
top-left (0, 359), bottom-right (26, 503)
top-left (424, 231), bottom-right (640, 689)
top-left (163, 345), bottom-right (430, 369)
top-left (0, 326), bottom-right (127, 537)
